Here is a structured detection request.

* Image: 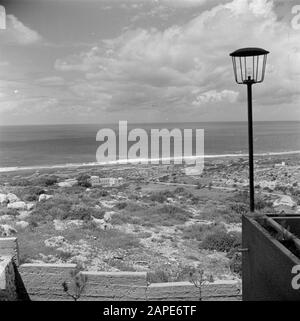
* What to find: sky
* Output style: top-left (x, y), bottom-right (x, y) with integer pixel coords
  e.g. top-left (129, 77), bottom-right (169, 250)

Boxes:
top-left (0, 0), bottom-right (299, 125)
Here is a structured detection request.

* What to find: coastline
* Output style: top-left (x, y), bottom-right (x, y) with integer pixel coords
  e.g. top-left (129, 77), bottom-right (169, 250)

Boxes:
top-left (1, 150), bottom-right (300, 173)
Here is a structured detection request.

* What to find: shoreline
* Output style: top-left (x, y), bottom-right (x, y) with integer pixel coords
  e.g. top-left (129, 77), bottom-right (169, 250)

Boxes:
top-left (0, 150), bottom-right (300, 173)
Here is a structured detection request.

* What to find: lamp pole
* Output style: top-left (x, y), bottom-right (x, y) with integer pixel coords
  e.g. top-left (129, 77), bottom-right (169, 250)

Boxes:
top-left (230, 47), bottom-right (269, 213)
top-left (246, 78), bottom-right (254, 212)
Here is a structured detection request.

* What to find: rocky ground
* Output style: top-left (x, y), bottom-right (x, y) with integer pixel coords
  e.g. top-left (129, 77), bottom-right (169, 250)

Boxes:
top-left (0, 154), bottom-right (299, 283)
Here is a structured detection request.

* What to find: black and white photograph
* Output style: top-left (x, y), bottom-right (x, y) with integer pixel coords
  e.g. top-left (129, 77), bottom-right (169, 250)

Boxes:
top-left (0, 0), bottom-right (299, 308)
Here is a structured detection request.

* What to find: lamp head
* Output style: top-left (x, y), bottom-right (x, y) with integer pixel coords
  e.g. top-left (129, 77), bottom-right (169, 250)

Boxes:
top-left (230, 47), bottom-right (269, 84)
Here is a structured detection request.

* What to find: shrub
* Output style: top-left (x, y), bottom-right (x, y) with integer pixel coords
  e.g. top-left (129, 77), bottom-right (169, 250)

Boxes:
top-left (10, 179), bottom-right (32, 186)
top-left (229, 202), bottom-right (249, 215)
top-left (115, 202), bottom-right (127, 210)
top-left (24, 194), bottom-right (38, 202)
top-left (200, 231), bottom-right (241, 252)
top-left (89, 189), bottom-right (108, 198)
top-left (77, 174), bottom-right (91, 188)
top-left (0, 207), bottom-right (19, 217)
top-left (33, 175), bottom-right (58, 186)
top-left (111, 204), bottom-right (192, 227)
top-left (255, 197), bottom-right (273, 210)
top-left (57, 250), bottom-right (73, 261)
top-left (66, 204), bottom-right (105, 221)
top-left (229, 251), bottom-right (242, 277)
top-left (29, 194), bottom-right (104, 222)
top-left (182, 224), bottom-right (226, 242)
top-left (150, 192), bottom-right (167, 203)
top-left (147, 270), bottom-right (170, 283)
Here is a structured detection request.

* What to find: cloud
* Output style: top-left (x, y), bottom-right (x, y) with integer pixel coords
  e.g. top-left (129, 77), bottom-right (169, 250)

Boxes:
top-left (192, 90), bottom-right (239, 106)
top-left (53, 0), bottom-right (300, 119)
top-left (0, 14), bottom-right (42, 45)
top-left (157, 0), bottom-right (209, 8)
top-left (35, 76), bottom-right (66, 86)
top-left (2, 0), bottom-right (299, 123)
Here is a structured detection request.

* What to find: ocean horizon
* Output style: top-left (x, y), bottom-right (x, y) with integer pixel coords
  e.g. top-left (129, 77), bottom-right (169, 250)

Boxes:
top-left (0, 121), bottom-right (299, 171)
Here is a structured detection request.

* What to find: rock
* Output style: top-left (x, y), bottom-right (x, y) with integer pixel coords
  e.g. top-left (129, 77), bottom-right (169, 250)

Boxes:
top-left (273, 196), bottom-right (296, 209)
top-left (16, 221), bottom-right (29, 229)
top-left (0, 215), bottom-right (14, 223)
top-left (18, 211), bottom-right (31, 220)
top-left (258, 180), bottom-right (276, 191)
top-left (71, 255), bottom-right (88, 264)
top-left (58, 179), bottom-right (77, 188)
top-left (92, 216), bottom-right (112, 230)
top-left (104, 211), bottom-right (115, 222)
top-left (44, 236), bottom-right (65, 248)
top-left (66, 220), bottom-right (84, 228)
top-left (0, 224), bottom-right (17, 237)
top-left (0, 193), bottom-right (8, 205)
top-left (7, 193), bottom-right (19, 203)
top-left (26, 203), bottom-right (35, 211)
top-left (53, 219), bottom-right (65, 231)
top-left (38, 194), bottom-right (53, 202)
top-left (7, 201), bottom-right (27, 210)
top-left (53, 219), bottom-right (83, 231)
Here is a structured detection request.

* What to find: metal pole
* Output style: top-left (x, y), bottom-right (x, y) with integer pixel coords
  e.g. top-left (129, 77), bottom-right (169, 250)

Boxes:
top-left (247, 81), bottom-right (255, 212)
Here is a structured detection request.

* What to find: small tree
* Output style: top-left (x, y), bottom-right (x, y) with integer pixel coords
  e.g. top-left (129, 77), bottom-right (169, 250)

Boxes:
top-left (189, 269), bottom-right (214, 301)
top-left (62, 264), bottom-right (87, 301)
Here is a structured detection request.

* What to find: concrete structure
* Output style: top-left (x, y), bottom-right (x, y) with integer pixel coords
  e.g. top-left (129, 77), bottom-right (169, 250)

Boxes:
top-left (0, 237), bottom-right (241, 301)
top-left (242, 215), bottom-right (300, 301)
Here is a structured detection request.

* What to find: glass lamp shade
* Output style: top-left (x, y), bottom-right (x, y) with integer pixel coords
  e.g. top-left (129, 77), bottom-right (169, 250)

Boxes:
top-left (230, 47), bottom-right (269, 84)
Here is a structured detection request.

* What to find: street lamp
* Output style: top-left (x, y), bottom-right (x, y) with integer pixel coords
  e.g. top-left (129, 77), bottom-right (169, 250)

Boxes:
top-left (230, 47), bottom-right (269, 212)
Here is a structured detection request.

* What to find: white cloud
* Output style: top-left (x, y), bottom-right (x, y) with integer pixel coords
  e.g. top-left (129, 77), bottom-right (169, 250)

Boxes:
top-left (157, 0), bottom-right (208, 8)
top-left (53, 0), bottom-right (300, 119)
top-left (0, 14), bottom-right (41, 45)
top-left (2, 0), bottom-right (299, 122)
top-left (192, 90), bottom-right (239, 106)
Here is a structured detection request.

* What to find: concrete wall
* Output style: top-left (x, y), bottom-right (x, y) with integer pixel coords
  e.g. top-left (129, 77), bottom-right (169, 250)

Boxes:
top-left (19, 264), bottom-right (241, 301)
top-left (147, 280), bottom-right (241, 301)
top-left (1, 237), bottom-right (241, 301)
top-left (0, 237), bottom-right (19, 266)
top-left (242, 215), bottom-right (300, 301)
top-left (0, 256), bottom-right (18, 301)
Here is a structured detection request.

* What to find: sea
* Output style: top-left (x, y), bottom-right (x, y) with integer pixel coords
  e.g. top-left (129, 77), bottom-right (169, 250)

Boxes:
top-left (0, 121), bottom-right (299, 172)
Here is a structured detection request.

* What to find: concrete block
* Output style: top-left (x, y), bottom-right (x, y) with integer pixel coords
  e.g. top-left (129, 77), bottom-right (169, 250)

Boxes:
top-left (0, 237), bottom-right (19, 266)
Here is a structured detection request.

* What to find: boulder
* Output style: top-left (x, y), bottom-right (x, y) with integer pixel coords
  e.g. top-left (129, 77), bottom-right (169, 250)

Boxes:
top-left (7, 193), bottom-right (19, 203)
top-left (53, 219), bottom-right (65, 231)
top-left (53, 219), bottom-right (83, 231)
top-left (16, 221), bottom-right (29, 229)
top-left (92, 216), bottom-right (112, 230)
top-left (104, 211), bottom-right (115, 222)
top-left (38, 194), bottom-right (53, 202)
top-left (0, 193), bottom-right (8, 205)
top-left (7, 201), bottom-right (27, 210)
top-left (273, 196), bottom-right (297, 209)
top-left (26, 203), bottom-right (35, 211)
top-left (0, 224), bottom-right (17, 237)
top-left (18, 211), bottom-right (32, 220)
top-left (44, 236), bottom-right (65, 248)
top-left (58, 179), bottom-right (77, 188)
top-left (0, 215), bottom-right (14, 223)
top-left (66, 220), bottom-right (83, 228)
